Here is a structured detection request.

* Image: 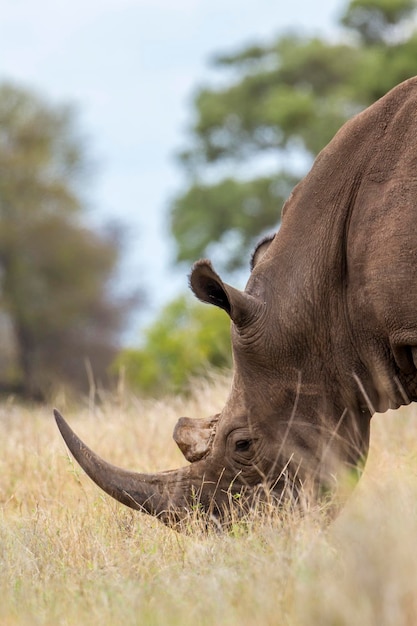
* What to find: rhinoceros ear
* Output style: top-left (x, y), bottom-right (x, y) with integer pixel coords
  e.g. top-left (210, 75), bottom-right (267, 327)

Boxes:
top-left (190, 259), bottom-right (261, 327)
top-left (250, 234), bottom-right (275, 270)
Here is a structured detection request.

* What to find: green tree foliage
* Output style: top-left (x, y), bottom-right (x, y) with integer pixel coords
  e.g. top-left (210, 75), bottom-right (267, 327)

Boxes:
top-left (171, 0), bottom-right (417, 273)
top-left (172, 173), bottom-right (298, 271)
top-left (341, 0), bottom-right (416, 43)
top-left (0, 83), bottom-right (133, 398)
top-left (114, 296), bottom-right (232, 395)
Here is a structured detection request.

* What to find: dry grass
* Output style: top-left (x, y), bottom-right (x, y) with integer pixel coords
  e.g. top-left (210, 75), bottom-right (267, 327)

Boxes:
top-left (1, 375), bottom-right (417, 625)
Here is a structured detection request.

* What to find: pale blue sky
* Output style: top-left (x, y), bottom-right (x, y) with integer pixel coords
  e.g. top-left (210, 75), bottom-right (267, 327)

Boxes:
top-left (0, 0), bottom-right (343, 340)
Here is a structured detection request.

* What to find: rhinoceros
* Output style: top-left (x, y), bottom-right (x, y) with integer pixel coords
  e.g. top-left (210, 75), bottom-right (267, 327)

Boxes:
top-left (55, 76), bottom-right (417, 527)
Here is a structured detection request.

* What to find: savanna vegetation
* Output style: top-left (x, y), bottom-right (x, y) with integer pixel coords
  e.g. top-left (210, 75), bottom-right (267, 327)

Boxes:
top-left (2, 377), bottom-right (417, 625)
top-left (2, 1), bottom-right (417, 621)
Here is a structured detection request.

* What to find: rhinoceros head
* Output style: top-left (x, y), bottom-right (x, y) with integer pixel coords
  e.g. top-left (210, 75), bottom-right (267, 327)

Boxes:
top-left (54, 238), bottom-right (370, 527)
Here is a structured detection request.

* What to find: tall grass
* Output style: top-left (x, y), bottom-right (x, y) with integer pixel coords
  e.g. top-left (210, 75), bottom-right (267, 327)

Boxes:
top-left (1, 375), bottom-right (417, 625)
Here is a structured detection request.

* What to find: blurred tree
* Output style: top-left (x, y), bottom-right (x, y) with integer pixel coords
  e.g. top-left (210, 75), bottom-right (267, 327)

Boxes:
top-left (171, 0), bottom-right (417, 273)
top-left (0, 83), bottom-right (135, 398)
top-left (114, 296), bottom-right (232, 395)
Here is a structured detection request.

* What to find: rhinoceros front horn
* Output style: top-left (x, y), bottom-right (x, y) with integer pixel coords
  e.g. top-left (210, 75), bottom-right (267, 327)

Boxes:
top-left (54, 410), bottom-right (191, 524)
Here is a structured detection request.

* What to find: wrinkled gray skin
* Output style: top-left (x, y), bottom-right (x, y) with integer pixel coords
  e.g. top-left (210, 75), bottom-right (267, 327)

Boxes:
top-left (55, 77), bottom-right (417, 527)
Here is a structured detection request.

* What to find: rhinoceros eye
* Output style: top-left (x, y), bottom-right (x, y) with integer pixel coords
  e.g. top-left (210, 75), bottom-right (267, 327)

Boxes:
top-left (235, 439), bottom-right (252, 452)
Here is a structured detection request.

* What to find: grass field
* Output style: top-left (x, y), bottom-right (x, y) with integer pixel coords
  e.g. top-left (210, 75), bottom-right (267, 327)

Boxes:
top-left (1, 374), bottom-right (417, 625)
